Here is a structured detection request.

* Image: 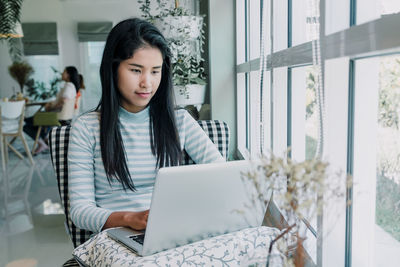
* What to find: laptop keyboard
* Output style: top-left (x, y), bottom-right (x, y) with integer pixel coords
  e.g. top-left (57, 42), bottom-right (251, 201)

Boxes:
top-left (128, 234), bottom-right (145, 245)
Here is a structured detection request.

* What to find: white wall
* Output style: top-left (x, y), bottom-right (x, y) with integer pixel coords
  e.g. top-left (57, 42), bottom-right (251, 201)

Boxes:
top-left (0, 0), bottom-right (142, 98)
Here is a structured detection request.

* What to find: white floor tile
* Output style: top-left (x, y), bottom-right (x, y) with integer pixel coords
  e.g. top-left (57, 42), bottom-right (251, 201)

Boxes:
top-left (1, 140), bottom-right (74, 266)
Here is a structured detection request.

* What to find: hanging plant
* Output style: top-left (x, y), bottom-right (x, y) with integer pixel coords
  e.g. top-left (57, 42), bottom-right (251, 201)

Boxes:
top-left (0, 0), bottom-right (25, 62)
top-left (0, 0), bottom-right (24, 38)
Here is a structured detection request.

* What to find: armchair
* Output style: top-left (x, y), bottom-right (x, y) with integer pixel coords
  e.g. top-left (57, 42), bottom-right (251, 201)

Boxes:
top-left (49, 120), bottom-right (229, 266)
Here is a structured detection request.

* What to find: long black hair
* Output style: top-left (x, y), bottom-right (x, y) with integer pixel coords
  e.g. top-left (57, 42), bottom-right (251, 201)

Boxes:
top-left (65, 66), bottom-right (80, 93)
top-left (98, 18), bottom-right (181, 191)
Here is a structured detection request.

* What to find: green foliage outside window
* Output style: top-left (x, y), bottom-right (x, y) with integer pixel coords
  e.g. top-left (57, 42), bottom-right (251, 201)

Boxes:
top-left (376, 173), bottom-right (400, 241)
top-left (305, 67), bottom-right (318, 160)
top-left (379, 58), bottom-right (400, 129)
top-left (376, 56), bottom-right (400, 242)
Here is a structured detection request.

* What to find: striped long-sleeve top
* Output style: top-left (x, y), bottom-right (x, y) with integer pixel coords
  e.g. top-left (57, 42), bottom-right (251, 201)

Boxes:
top-left (68, 106), bottom-right (225, 233)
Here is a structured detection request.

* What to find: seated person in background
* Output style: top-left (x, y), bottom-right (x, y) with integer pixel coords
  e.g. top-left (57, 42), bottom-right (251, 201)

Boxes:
top-left (45, 66), bottom-right (81, 125)
top-left (24, 66), bottom-right (82, 154)
top-left (68, 18), bottom-right (225, 234)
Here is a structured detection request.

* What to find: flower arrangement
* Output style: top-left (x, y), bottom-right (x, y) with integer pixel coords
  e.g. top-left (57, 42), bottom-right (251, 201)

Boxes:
top-left (8, 61), bottom-right (34, 94)
top-left (243, 151), bottom-right (348, 267)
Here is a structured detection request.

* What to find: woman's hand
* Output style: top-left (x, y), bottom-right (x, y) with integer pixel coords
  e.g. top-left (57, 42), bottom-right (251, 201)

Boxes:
top-left (123, 210), bottom-right (149, 230)
top-left (102, 210), bottom-right (149, 231)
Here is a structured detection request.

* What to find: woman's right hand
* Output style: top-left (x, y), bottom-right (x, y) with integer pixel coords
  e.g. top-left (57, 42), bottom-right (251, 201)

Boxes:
top-left (123, 210), bottom-right (149, 230)
top-left (102, 210), bottom-right (149, 231)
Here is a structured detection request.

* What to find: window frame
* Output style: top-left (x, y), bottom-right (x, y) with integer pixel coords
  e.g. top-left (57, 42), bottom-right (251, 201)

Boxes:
top-left (235, 0), bottom-right (400, 265)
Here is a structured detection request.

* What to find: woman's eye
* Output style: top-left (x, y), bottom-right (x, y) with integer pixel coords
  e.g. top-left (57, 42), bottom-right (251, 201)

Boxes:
top-left (131, 69), bottom-right (141, 73)
top-left (152, 70), bottom-right (160, 74)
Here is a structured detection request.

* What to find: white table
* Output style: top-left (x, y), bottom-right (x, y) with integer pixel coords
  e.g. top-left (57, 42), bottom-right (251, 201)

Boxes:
top-left (73, 226), bottom-right (284, 266)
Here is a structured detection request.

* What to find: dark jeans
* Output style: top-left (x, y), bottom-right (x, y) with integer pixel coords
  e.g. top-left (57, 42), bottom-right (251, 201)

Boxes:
top-left (23, 117), bottom-right (71, 141)
top-left (23, 117), bottom-right (47, 141)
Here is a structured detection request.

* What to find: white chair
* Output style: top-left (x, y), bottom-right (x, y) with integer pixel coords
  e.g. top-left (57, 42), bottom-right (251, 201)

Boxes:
top-left (0, 100), bottom-right (34, 171)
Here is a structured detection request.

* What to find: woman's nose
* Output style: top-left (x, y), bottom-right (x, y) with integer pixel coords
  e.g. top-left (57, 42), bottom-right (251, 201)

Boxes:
top-left (140, 73), bottom-right (151, 88)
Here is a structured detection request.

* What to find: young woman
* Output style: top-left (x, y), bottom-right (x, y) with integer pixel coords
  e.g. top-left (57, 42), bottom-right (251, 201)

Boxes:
top-left (45, 66), bottom-right (80, 124)
top-left (24, 66), bottom-right (81, 154)
top-left (68, 18), bottom-right (224, 233)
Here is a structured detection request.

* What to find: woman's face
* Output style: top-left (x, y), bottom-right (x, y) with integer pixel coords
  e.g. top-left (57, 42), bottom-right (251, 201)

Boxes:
top-left (117, 46), bottom-right (163, 113)
top-left (62, 69), bottom-right (69, 82)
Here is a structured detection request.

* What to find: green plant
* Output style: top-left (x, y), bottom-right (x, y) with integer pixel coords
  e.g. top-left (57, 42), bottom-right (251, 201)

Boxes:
top-left (0, 0), bottom-right (24, 62)
top-left (8, 61), bottom-right (33, 93)
top-left (376, 56), bottom-right (400, 242)
top-left (306, 68), bottom-right (317, 120)
top-left (25, 67), bottom-right (62, 100)
top-left (379, 57), bottom-right (400, 129)
top-left (171, 40), bottom-right (206, 86)
top-left (0, 0), bottom-right (23, 38)
top-left (137, 0), bottom-right (207, 90)
top-left (376, 172), bottom-right (400, 242)
top-left (138, 0), bottom-right (189, 21)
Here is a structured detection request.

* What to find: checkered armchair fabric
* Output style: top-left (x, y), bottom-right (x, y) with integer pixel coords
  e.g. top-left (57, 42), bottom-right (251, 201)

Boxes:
top-left (49, 120), bottom-right (230, 248)
top-left (49, 125), bottom-right (93, 248)
top-left (182, 120), bottom-right (230, 164)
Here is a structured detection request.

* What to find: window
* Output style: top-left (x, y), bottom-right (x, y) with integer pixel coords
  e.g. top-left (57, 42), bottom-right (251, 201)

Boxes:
top-left (79, 42), bottom-right (105, 113)
top-left (352, 55), bottom-right (400, 267)
top-left (235, 0), bottom-right (400, 266)
top-left (357, 0), bottom-right (400, 25)
top-left (375, 56), bottom-right (400, 266)
top-left (290, 66), bottom-right (318, 161)
top-left (25, 55), bottom-right (60, 117)
top-left (25, 55), bottom-right (60, 91)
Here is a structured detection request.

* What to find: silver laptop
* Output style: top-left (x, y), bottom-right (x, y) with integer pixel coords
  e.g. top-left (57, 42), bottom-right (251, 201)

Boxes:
top-left (107, 160), bottom-right (265, 256)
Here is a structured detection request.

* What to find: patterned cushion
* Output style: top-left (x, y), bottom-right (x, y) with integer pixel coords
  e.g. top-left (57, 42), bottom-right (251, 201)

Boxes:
top-left (49, 120), bottom-right (230, 248)
top-left (73, 226), bottom-right (282, 266)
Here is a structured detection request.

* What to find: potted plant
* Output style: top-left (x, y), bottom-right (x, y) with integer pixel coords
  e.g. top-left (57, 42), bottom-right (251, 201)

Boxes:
top-left (152, 6), bottom-right (203, 40)
top-left (138, 0), bottom-right (207, 107)
top-left (8, 61), bottom-right (34, 95)
top-left (171, 40), bottom-right (206, 106)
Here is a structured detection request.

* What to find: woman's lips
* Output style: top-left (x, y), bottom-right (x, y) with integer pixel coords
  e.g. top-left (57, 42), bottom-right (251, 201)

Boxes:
top-left (136, 92), bottom-right (151, 98)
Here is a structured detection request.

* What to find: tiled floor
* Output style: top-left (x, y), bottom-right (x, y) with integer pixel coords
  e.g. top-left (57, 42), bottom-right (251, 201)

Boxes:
top-left (0, 139), bottom-right (73, 267)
